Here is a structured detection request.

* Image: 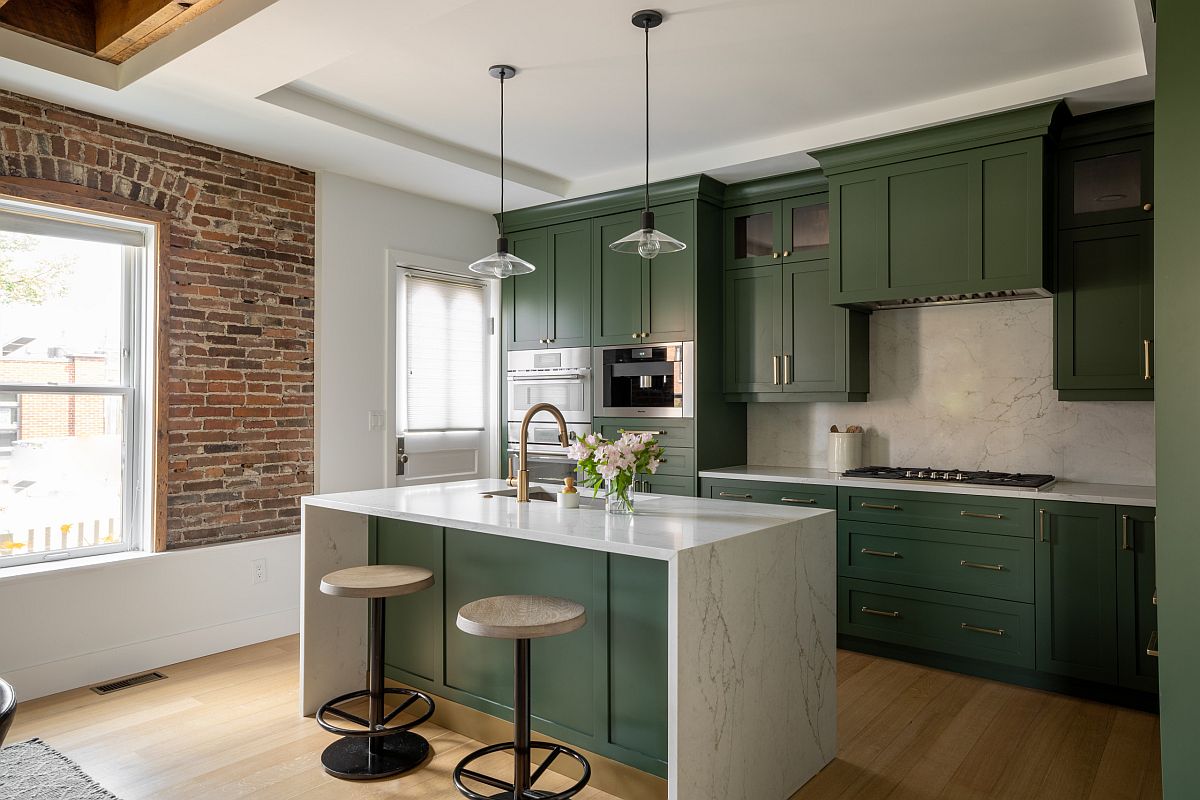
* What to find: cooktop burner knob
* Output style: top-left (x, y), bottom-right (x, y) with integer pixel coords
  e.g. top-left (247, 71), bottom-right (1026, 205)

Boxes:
top-left (929, 471), bottom-right (940, 479)
top-left (917, 470), bottom-right (927, 478)
top-left (955, 473), bottom-right (966, 480)
top-left (905, 470), bottom-right (916, 478)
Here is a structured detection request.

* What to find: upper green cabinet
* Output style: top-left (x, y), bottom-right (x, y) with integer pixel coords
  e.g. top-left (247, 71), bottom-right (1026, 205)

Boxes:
top-left (813, 102), bottom-right (1065, 308)
top-left (501, 221), bottom-right (591, 351)
top-left (1057, 102), bottom-right (1153, 230)
top-left (593, 201), bottom-right (694, 345)
top-left (724, 194), bottom-right (830, 269)
top-left (1054, 221), bottom-right (1154, 400)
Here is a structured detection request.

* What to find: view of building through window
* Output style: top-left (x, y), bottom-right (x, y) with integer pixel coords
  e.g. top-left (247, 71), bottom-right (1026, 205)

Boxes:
top-left (0, 218), bottom-right (144, 564)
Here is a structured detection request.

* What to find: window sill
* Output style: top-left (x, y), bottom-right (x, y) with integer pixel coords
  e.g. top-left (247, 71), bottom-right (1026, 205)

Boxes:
top-left (0, 549), bottom-right (156, 586)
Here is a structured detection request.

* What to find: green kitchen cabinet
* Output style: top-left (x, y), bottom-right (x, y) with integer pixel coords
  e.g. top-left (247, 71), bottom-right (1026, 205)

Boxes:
top-left (813, 102), bottom-right (1064, 308)
top-left (592, 202), bottom-right (694, 346)
top-left (723, 259), bottom-right (869, 401)
top-left (1059, 134), bottom-right (1154, 229)
top-left (1054, 221), bottom-right (1154, 400)
top-left (636, 473), bottom-right (695, 497)
top-left (701, 477), bottom-right (836, 509)
top-left (607, 554), bottom-right (669, 762)
top-left (723, 194), bottom-right (830, 269)
top-left (1116, 506), bottom-right (1158, 693)
top-left (376, 518), bottom-right (444, 684)
top-left (1034, 501), bottom-right (1119, 685)
top-left (501, 221), bottom-right (591, 351)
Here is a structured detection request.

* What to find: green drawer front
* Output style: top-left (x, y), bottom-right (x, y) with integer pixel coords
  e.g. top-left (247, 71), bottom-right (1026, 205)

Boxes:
top-left (595, 418), bottom-right (695, 449)
top-left (839, 578), bottom-right (1035, 669)
top-left (640, 473), bottom-right (695, 497)
top-left (838, 487), bottom-right (1034, 537)
top-left (839, 520), bottom-right (1035, 603)
top-left (654, 447), bottom-right (695, 477)
top-left (703, 479), bottom-right (836, 509)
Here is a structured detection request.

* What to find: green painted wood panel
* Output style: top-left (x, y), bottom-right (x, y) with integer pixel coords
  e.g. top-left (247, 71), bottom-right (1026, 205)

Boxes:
top-left (832, 176), bottom-right (883, 295)
top-left (548, 220), bottom-right (592, 347)
top-left (702, 478), bottom-right (836, 509)
top-left (783, 260), bottom-right (846, 394)
top-left (638, 473), bottom-right (695, 497)
top-left (652, 446), bottom-right (695, 478)
top-left (1034, 500), bottom-right (1119, 685)
top-left (782, 194), bottom-right (831, 263)
top-left (607, 554), bottom-right (669, 762)
top-left (981, 149), bottom-right (1034, 280)
top-left (1054, 221), bottom-right (1154, 398)
top-left (1116, 506), bottom-right (1157, 693)
top-left (887, 158), bottom-right (972, 289)
top-left (723, 200), bottom-right (782, 269)
top-left (838, 487), bottom-right (1034, 537)
top-left (839, 577), bottom-right (1035, 669)
top-left (594, 417), bottom-right (694, 448)
top-left (838, 520), bottom-right (1035, 603)
top-left (643, 202), bottom-right (695, 343)
top-left (376, 518), bottom-right (444, 683)
top-left (504, 228), bottom-right (551, 350)
top-left (723, 265), bottom-right (782, 394)
top-left (592, 210), bottom-right (645, 345)
top-left (1058, 135), bottom-right (1154, 229)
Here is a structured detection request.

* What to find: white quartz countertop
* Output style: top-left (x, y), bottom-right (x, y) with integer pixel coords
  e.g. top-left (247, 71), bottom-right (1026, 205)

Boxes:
top-left (698, 465), bottom-right (1156, 508)
top-left (302, 479), bottom-right (831, 561)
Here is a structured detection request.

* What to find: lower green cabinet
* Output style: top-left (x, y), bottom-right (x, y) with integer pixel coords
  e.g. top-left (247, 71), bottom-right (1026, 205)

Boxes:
top-left (377, 519), bottom-right (444, 683)
top-left (1034, 501), bottom-right (1119, 685)
top-left (1117, 506), bottom-right (1158, 692)
top-left (638, 473), bottom-right (695, 497)
top-left (700, 477), bottom-right (836, 508)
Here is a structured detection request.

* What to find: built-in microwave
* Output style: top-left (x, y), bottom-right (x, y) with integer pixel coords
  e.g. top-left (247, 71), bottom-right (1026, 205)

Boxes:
top-left (506, 347), bottom-right (592, 424)
top-left (594, 341), bottom-right (693, 418)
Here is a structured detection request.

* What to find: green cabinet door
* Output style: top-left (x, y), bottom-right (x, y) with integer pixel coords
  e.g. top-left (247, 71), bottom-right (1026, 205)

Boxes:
top-left (1116, 506), bottom-right (1158, 692)
top-left (642, 201), bottom-right (694, 343)
top-left (1034, 501), bottom-right (1119, 685)
top-left (1058, 134), bottom-right (1154, 229)
top-left (724, 200), bottom-right (783, 269)
top-left (376, 518), bottom-right (444, 685)
top-left (504, 228), bottom-right (551, 350)
top-left (723, 265), bottom-right (782, 393)
top-left (593, 210), bottom-right (645, 345)
top-left (782, 194), bottom-right (830, 263)
top-left (547, 220), bottom-right (592, 347)
top-left (1054, 221), bottom-right (1154, 400)
top-left (783, 260), bottom-right (868, 396)
top-left (608, 554), bottom-right (668, 763)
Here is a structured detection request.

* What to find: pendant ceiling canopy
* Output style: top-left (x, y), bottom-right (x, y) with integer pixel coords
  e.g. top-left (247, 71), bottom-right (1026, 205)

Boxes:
top-left (608, 9), bottom-right (686, 260)
top-left (469, 64), bottom-right (536, 279)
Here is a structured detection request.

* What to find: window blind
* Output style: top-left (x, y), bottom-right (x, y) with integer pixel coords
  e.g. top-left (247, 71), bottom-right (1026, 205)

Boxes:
top-left (0, 206), bottom-right (148, 247)
top-left (404, 274), bottom-right (486, 432)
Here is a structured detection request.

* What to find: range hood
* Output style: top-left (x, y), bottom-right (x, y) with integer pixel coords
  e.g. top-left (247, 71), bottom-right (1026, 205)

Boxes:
top-left (862, 287), bottom-right (1052, 311)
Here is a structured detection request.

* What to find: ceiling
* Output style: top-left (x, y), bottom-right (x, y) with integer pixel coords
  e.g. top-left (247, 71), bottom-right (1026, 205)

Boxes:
top-left (0, 0), bottom-right (1155, 212)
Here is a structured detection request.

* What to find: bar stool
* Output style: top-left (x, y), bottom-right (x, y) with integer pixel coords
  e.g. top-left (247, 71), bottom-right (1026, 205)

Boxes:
top-left (0, 676), bottom-right (14, 747)
top-left (317, 564), bottom-right (437, 780)
top-left (452, 595), bottom-right (591, 800)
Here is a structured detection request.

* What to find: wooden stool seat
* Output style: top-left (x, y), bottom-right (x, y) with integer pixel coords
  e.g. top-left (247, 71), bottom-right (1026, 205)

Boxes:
top-left (456, 594), bottom-right (586, 640)
top-left (320, 565), bottom-right (433, 599)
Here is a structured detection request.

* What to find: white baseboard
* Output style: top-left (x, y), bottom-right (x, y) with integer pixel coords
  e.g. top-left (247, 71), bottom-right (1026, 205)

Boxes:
top-left (8, 608), bottom-right (299, 701)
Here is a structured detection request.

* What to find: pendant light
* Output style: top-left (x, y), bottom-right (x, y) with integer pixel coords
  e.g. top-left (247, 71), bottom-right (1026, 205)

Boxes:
top-left (469, 65), bottom-right (536, 278)
top-left (608, 10), bottom-right (686, 260)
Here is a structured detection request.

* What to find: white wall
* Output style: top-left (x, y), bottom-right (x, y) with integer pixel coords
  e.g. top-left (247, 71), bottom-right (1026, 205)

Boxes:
top-left (749, 298), bottom-right (1155, 485)
top-left (0, 534), bottom-right (300, 701)
top-left (315, 171), bottom-right (496, 493)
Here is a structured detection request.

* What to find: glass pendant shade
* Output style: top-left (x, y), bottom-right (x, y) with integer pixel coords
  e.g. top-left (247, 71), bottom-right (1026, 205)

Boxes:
top-left (608, 210), bottom-right (686, 259)
top-left (468, 236), bottom-right (536, 278)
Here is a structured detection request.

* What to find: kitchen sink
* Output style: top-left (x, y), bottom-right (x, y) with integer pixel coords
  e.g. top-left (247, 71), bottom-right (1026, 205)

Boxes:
top-left (480, 487), bottom-right (606, 509)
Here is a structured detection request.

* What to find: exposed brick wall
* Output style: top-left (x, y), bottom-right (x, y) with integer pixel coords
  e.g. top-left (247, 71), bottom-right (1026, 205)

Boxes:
top-left (0, 89), bottom-right (315, 549)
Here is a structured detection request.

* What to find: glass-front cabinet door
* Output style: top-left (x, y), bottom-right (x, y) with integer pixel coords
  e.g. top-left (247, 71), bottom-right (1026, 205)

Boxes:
top-left (724, 201), bottom-right (781, 269)
top-left (782, 194), bottom-right (830, 263)
top-left (1059, 135), bottom-right (1154, 228)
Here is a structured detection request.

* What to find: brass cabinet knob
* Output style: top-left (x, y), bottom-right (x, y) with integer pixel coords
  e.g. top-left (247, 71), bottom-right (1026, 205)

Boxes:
top-left (783, 250), bottom-right (791, 257)
top-left (632, 333), bottom-right (640, 339)
top-left (1143, 203), bottom-right (1153, 212)
top-left (772, 251), bottom-right (780, 259)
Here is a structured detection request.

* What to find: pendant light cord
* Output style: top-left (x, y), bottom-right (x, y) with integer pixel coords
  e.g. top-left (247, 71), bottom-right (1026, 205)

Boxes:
top-left (499, 70), bottom-right (506, 237)
top-left (644, 21), bottom-right (650, 215)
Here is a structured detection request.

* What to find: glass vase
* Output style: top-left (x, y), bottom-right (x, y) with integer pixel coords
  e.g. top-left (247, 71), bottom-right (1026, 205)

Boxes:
top-left (604, 477), bottom-right (636, 516)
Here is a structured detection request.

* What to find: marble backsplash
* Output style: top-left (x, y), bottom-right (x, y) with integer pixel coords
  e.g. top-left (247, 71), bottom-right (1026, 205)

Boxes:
top-left (747, 298), bottom-right (1155, 486)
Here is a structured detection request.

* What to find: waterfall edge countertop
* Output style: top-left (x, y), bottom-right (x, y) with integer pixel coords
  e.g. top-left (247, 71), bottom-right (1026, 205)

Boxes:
top-left (698, 465), bottom-right (1156, 507)
top-left (301, 478), bottom-right (833, 560)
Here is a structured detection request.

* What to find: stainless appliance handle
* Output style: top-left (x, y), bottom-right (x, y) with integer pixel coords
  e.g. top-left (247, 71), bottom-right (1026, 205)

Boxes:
top-left (508, 373), bottom-right (589, 383)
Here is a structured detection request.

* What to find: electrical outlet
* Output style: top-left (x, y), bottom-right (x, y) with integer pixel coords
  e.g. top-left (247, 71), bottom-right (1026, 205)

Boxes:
top-left (252, 558), bottom-right (268, 584)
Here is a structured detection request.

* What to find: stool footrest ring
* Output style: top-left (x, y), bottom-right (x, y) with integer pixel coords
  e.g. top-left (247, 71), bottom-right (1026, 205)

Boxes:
top-left (316, 687), bottom-right (435, 737)
top-left (452, 741), bottom-right (591, 800)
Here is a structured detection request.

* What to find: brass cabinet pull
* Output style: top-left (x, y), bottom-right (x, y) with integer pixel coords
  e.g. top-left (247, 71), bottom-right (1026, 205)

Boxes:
top-left (772, 355), bottom-right (780, 385)
top-left (861, 547), bottom-right (901, 558)
top-left (861, 606), bottom-right (901, 618)
top-left (1147, 631), bottom-right (1159, 657)
top-left (783, 250), bottom-right (791, 257)
top-left (1143, 202), bottom-right (1153, 212)
top-left (960, 560), bottom-right (1005, 571)
top-left (1144, 339), bottom-right (1153, 381)
top-left (1039, 508), bottom-right (1048, 543)
top-left (961, 622), bottom-right (1005, 637)
top-left (625, 430), bottom-right (666, 436)
top-left (782, 354), bottom-right (792, 385)
top-left (861, 502), bottom-right (901, 511)
top-left (781, 497), bottom-right (818, 505)
top-left (719, 492), bottom-right (752, 499)
top-left (1122, 514), bottom-right (1132, 551)
top-left (960, 511), bottom-right (1004, 520)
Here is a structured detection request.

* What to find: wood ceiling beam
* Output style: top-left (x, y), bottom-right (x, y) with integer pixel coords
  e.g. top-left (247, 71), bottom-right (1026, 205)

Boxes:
top-left (0, 0), bottom-right (94, 54)
top-left (94, 0), bottom-right (186, 61)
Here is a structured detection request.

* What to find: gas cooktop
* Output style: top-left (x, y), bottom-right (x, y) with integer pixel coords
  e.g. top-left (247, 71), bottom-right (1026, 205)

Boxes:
top-left (842, 466), bottom-right (1056, 490)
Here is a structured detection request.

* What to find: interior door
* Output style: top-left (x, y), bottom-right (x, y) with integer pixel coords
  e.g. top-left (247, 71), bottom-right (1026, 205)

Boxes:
top-left (394, 268), bottom-right (493, 487)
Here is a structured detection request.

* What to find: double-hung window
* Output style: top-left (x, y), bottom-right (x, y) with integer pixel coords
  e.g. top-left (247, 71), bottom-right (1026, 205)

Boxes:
top-left (0, 197), bottom-right (156, 567)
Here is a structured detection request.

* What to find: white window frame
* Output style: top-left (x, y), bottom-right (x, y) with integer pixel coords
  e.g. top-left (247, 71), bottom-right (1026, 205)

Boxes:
top-left (0, 197), bottom-right (156, 568)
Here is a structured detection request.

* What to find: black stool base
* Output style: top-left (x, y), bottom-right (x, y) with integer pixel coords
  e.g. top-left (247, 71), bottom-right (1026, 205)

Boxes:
top-left (483, 792), bottom-right (554, 799)
top-left (321, 731), bottom-right (430, 781)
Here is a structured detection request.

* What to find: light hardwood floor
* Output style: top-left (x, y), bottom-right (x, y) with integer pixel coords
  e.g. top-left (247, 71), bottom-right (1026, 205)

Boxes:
top-left (7, 637), bottom-right (1161, 800)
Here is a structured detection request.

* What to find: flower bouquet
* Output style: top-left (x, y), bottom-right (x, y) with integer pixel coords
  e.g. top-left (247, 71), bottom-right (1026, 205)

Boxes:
top-left (568, 430), bottom-right (665, 515)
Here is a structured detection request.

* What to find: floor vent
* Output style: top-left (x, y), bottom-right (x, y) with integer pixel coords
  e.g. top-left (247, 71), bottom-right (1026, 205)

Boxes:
top-left (90, 671), bottom-right (167, 695)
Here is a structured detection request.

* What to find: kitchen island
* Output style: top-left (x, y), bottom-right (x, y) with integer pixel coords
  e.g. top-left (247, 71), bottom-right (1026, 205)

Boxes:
top-left (300, 479), bottom-right (836, 800)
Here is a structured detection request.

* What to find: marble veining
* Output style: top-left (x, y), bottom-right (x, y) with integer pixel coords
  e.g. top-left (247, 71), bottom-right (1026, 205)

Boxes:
top-left (748, 299), bottom-right (1155, 485)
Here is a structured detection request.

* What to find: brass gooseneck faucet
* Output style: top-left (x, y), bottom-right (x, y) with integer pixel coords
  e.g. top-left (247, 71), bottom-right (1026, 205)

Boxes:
top-left (510, 402), bottom-right (571, 502)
